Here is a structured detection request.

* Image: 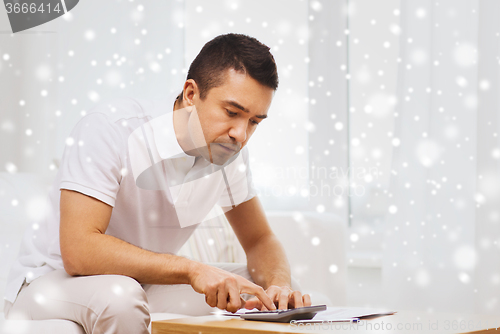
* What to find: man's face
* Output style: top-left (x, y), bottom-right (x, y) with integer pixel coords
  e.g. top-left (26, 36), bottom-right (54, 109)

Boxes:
top-left (189, 68), bottom-right (274, 165)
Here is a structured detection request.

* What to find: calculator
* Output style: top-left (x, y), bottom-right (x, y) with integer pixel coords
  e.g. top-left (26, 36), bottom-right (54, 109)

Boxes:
top-left (239, 305), bottom-right (327, 323)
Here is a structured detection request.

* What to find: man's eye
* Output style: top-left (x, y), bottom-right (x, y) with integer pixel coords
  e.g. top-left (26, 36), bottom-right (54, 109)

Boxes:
top-left (250, 120), bottom-right (259, 125)
top-left (226, 110), bottom-right (237, 116)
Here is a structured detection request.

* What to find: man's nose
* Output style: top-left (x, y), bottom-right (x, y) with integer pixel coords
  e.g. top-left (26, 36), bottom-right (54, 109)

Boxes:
top-left (229, 119), bottom-right (247, 143)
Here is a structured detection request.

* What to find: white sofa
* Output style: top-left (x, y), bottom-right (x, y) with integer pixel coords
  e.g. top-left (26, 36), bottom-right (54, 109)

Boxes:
top-left (0, 172), bottom-right (346, 333)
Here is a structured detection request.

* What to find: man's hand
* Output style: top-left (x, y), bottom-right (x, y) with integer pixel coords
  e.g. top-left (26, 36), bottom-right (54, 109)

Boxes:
top-left (188, 263), bottom-right (277, 313)
top-left (243, 285), bottom-right (312, 310)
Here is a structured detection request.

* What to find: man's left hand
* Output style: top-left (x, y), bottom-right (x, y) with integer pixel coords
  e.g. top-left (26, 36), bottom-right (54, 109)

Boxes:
top-left (243, 285), bottom-right (312, 310)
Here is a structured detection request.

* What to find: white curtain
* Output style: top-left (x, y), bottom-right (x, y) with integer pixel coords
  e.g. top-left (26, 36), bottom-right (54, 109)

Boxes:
top-left (383, 0), bottom-right (500, 314)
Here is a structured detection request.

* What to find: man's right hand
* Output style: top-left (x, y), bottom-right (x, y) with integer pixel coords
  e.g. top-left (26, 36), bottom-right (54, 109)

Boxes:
top-left (188, 263), bottom-right (276, 313)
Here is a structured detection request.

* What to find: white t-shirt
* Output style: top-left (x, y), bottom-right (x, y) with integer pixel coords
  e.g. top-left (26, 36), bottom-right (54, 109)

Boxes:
top-left (4, 91), bottom-right (256, 304)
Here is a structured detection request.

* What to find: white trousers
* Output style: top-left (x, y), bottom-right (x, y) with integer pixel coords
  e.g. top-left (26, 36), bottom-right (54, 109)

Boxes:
top-left (4, 263), bottom-right (301, 334)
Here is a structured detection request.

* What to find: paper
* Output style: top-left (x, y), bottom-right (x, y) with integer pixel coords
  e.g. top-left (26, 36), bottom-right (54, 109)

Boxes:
top-left (293, 307), bottom-right (396, 324)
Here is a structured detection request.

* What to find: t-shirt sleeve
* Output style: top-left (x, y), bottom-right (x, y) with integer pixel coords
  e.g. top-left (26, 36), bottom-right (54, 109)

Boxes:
top-left (59, 112), bottom-right (124, 207)
top-left (217, 146), bottom-right (257, 209)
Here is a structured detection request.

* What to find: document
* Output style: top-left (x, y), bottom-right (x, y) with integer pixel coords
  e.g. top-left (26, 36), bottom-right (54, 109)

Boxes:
top-left (293, 307), bottom-right (396, 323)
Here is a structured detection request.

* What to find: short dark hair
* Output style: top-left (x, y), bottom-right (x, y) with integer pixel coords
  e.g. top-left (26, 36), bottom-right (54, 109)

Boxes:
top-left (179, 33), bottom-right (278, 101)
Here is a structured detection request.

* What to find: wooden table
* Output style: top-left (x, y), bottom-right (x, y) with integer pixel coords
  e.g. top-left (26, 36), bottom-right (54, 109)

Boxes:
top-left (152, 310), bottom-right (500, 334)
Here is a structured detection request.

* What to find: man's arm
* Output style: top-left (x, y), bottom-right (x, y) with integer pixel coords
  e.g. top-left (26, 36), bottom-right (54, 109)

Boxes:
top-left (60, 189), bottom-right (193, 284)
top-left (224, 196), bottom-right (311, 309)
top-left (60, 189), bottom-right (276, 312)
top-left (224, 196), bottom-right (291, 289)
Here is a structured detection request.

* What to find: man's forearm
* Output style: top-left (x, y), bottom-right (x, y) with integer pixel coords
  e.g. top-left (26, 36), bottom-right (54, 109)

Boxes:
top-left (65, 232), bottom-right (197, 285)
top-left (246, 234), bottom-right (292, 289)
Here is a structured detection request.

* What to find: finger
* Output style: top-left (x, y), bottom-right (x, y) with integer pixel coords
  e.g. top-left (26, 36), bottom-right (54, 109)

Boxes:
top-left (278, 290), bottom-right (289, 310)
top-left (259, 291), bottom-right (279, 312)
top-left (244, 297), bottom-right (262, 310)
top-left (240, 281), bottom-right (276, 311)
top-left (205, 291), bottom-right (217, 308)
top-left (291, 291), bottom-right (304, 308)
top-left (240, 296), bottom-right (246, 310)
top-left (217, 285), bottom-right (228, 310)
top-left (225, 284), bottom-right (241, 313)
top-left (303, 293), bottom-right (312, 307)
top-left (266, 289), bottom-right (280, 310)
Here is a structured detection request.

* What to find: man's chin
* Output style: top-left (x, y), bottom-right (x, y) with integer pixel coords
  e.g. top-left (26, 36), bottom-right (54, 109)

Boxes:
top-left (208, 143), bottom-right (239, 165)
top-left (210, 152), bottom-right (236, 166)
top-left (190, 144), bottom-right (240, 165)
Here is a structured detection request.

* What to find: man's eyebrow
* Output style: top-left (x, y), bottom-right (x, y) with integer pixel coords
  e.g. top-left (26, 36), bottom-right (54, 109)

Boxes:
top-left (224, 100), bottom-right (268, 119)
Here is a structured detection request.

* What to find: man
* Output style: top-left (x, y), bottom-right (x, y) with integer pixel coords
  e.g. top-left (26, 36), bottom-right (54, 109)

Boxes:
top-left (4, 33), bottom-right (311, 333)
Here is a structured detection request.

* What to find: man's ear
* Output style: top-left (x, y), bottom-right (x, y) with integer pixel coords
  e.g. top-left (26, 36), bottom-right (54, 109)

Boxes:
top-left (182, 79), bottom-right (198, 107)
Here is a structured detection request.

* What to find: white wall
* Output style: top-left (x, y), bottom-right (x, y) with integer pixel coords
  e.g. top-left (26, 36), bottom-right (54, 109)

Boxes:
top-left (0, 0), bottom-right (185, 179)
